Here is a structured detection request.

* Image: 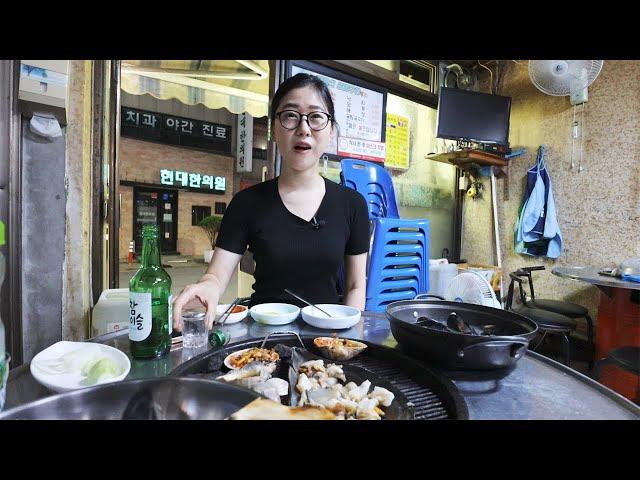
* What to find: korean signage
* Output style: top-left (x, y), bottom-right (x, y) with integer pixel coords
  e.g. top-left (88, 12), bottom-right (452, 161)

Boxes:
top-left (121, 107), bottom-right (232, 154)
top-left (337, 137), bottom-right (386, 163)
top-left (236, 113), bottom-right (253, 172)
top-left (160, 169), bottom-right (226, 193)
top-left (385, 113), bottom-right (410, 169)
top-left (291, 64), bottom-right (386, 160)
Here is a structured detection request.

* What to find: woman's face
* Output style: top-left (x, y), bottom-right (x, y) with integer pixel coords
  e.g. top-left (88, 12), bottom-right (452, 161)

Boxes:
top-left (273, 85), bottom-right (333, 173)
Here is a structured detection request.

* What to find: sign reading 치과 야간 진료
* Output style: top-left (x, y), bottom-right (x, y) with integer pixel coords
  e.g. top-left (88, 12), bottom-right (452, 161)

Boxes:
top-left (160, 169), bottom-right (226, 193)
top-left (121, 107), bottom-right (232, 154)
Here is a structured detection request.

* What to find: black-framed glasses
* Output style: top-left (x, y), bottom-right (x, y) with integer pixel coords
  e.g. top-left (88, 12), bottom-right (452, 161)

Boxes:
top-left (275, 110), bottom-right (332, 131)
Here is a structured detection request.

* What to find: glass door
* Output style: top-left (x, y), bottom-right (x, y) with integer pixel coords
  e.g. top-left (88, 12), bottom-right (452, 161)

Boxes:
top-left (158, 190), bottom-right (178, 253)
top-left (133, 187), bottom-right (178, 254)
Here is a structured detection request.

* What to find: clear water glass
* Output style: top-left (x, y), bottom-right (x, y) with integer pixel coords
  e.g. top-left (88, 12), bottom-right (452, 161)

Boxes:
top-left (0, 353), bottom-right (10, 412)
top-left (182, 312), bottom-right (208, 349)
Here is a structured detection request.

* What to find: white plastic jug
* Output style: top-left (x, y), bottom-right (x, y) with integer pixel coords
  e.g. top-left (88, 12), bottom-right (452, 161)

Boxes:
top-left (92, 288), bottom-right (130, 337)
top-left (428, 264), bottom-right (441, 297)
top-left (427, 259), bottom-right (450, 298)
top-left (438, 264), bottom-right (459, 298)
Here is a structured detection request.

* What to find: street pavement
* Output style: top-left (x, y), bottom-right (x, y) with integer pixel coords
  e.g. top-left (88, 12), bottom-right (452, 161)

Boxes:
top-left (118, 256), bottom-right (239, 305)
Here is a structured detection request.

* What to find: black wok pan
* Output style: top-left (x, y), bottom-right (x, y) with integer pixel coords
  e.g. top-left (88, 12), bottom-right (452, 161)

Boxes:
top-left (387, 300), bottom-right (538, 371)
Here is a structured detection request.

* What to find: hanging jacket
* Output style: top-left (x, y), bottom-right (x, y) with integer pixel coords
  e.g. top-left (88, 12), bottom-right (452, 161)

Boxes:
top-left (514, 146), bottom-right (563, 259)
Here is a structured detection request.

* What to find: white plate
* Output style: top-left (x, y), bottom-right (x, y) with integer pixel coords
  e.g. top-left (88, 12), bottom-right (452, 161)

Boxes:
top-left (223, 347), bottom-right (281, 370)
top-left (215, 304), bottom-right (249, 324)
top-left (250, 303), bottom-right (300, 325)
top-left (223, 348), bottom-right (252, 370)
top-left (300, 304), bottom-right (362, 330)
top-left (30, 341), bottom-right (131, 393)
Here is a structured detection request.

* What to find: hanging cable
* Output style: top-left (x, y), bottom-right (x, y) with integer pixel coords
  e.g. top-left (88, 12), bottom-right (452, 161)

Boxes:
top-left (477, 61), bottom-right (493, 93)
top-left (579, 102), bottom-right (586, 172)
top-left (571, 104), bottom-right (577, 169)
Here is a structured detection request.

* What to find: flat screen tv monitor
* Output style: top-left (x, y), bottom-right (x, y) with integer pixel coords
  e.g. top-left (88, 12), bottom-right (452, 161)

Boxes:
top-left (436, 87), bottom-right (512, 146)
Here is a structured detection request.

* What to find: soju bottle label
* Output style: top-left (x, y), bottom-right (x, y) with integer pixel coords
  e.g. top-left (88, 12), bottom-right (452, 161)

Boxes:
top-left (168, 295), bottom-right (173, 334)
top-left (129, 292), bottom-right (152, 341)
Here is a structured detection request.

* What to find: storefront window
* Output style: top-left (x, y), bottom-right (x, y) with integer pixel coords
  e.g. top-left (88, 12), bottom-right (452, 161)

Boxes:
top-left (192, 205), bottom-right (211, 226)
top-left (116, 60), bottom-right (269, 299)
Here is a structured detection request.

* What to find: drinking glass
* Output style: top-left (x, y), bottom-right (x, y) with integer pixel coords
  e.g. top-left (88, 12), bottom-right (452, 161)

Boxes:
top-left (0, 353), bottom-right (10, 412)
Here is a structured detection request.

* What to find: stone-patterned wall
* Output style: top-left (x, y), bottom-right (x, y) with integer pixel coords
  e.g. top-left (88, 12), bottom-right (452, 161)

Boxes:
top-left (119, 137), bottom-right (235, 258)
top-left (462, 60), bottom-right (640, 335)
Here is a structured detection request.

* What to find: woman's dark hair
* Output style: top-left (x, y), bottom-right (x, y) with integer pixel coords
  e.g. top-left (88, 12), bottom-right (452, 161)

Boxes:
top-left (270, 73), bottom-right (336, 128)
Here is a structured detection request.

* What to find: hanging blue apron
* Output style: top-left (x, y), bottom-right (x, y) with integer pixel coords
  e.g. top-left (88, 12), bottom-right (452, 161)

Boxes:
top-left (540, 153), bottom-right (562, 258)
top-left (515, 147), bottom-right (547, 255)
top-left (514, 146), bottom-right (562, 258)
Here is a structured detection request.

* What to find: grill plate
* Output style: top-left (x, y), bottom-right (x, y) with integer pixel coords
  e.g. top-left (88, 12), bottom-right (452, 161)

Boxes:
top-left (171, 335), bottom-right (468, 420)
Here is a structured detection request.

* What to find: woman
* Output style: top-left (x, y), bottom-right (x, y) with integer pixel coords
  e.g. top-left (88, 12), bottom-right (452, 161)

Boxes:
top-left (172, 73), bottom-right (369, 330)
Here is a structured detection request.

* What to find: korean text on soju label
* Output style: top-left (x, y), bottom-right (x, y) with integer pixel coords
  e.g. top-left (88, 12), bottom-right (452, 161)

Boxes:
top-left (129, 292), bottom-right (152, 341)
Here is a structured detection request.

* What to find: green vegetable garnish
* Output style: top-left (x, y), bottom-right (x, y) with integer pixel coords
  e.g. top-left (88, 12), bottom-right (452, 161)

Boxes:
top-left (83, 358), bottom-right (122, 386)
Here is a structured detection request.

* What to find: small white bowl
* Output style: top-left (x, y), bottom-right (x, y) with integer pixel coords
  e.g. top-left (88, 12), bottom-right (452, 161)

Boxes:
top-left (30, 341), bottom-right (131, 393)
top-left (250, 303), bottom-right (300, 325)
top-left (301, 304), bottom-right (362, 330)
top-left (215, 304), bottom-right (249, 324)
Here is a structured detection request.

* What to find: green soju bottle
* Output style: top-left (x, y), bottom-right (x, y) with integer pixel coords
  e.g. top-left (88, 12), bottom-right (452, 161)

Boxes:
top-left (129, 224), bottom-right (172, 359)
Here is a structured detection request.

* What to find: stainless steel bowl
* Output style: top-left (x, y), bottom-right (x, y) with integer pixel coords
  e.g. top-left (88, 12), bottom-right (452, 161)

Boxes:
top-left (0, 377), bottom-right (260, 420)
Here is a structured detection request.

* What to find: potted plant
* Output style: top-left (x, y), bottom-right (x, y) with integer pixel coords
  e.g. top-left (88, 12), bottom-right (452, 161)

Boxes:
top-left (197, 215), bottom-right (223, 263)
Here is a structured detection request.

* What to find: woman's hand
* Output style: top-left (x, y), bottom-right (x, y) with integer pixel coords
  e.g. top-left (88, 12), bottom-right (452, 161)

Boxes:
top-left (172, 247), bottom-right (243, 331)
top-left (172, 275), bottom-right (220, 331)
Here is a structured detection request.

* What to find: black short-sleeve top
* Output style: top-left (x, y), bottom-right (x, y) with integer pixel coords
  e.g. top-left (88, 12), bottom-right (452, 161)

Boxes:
top-left (215, 176), bottom-right (369, 307)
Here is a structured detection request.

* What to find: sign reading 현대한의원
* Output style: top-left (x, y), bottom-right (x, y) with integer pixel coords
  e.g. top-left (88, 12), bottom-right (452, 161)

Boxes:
top-left (160, 169), bottom-right (226, 193)
top-left (121, 107), bottom-right (232, 154)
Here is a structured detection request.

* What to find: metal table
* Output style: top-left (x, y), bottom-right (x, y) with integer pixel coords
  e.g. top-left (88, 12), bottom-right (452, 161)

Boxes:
top-left (552, 266), bottom-right (640, 401)
top-left (4, 312), bottom-right (639, 420)
top-left (552, 266), bottom-right (640, 293)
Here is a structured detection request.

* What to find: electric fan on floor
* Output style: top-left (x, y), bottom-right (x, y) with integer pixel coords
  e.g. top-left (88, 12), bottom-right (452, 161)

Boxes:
top-left (444, 270), bottom-right (502, 309)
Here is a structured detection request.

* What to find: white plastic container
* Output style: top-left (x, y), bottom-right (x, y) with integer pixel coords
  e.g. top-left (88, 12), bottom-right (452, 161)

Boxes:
top-left (438, 264), bottom-right (459, 298)
top-left (427, 259), bottom-right (449, 298)
top-left (92, 288), bottom-right (130, 337)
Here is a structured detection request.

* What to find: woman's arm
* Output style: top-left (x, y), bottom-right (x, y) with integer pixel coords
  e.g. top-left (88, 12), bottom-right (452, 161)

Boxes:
top-left (343, 253), bottom-right (367, 311)
top-left (172, 247), bottom-right (243, 330)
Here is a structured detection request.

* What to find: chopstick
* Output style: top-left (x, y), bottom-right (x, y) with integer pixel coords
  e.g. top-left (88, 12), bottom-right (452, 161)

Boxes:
top-left (216, 297), bottom-right (241, 326)
top-left (284, 289), bottom-right (333, 318)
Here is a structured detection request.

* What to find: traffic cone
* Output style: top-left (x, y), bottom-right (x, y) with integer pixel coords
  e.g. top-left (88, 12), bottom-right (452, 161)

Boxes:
top-left (128, 241), bottom-right (135, 264)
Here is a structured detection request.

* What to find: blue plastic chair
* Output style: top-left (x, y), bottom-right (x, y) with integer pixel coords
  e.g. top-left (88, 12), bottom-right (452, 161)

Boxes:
top-left (338, 159), bottom-right (430, 311)
top-left (340, 159), bottom-right (400, 219)
top-left (365, 217), bottom-right (430, 312)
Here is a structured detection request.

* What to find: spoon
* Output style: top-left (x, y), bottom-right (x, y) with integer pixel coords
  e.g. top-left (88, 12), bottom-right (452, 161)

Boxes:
top-left (284, 289), bottom-right (334, 318)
